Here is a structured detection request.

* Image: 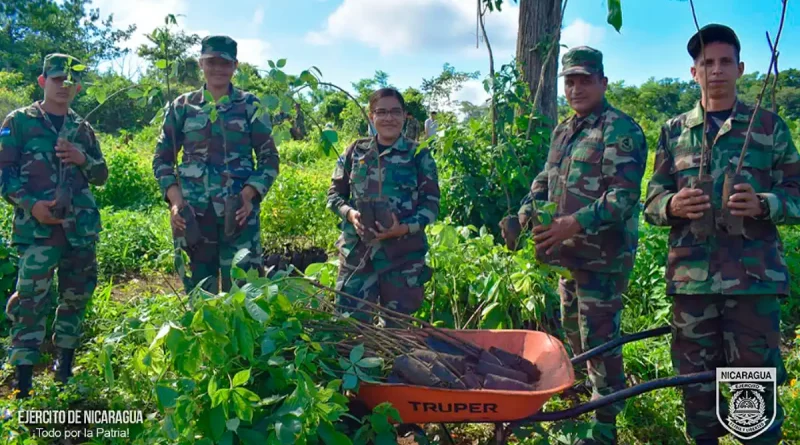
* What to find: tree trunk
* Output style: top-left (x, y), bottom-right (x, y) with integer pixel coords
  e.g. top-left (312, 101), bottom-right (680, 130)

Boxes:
top-left (517, 0), bottom-right (561, 129)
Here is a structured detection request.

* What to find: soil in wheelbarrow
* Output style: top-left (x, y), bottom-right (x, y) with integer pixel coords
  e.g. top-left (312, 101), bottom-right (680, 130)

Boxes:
top-left (387, 337), bottom-right (542, 391)
top-left (263, 245), bottom-right (328, 277)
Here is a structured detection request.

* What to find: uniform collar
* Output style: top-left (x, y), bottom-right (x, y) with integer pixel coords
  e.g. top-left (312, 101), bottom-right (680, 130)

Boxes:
top-left (367, 135), bottom-right (411, 155)
top-left (567, 97), bottom-right (609, 128)
top-left (30, 101), bottom-right (77, 134)
top-left (685, 98), bottom-right (752, 128)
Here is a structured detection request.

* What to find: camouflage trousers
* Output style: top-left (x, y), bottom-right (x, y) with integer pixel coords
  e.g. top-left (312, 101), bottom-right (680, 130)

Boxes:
top-left (672, 294), bottom-right (786, 444)
top-left (335, 247), bottom-right (431, 326)
top-left (559, 271), bottom-right (627, 441)
top-left (5, 236), bottom-right (97, 366)
top-left (175, 204), bottom-right (263, 295)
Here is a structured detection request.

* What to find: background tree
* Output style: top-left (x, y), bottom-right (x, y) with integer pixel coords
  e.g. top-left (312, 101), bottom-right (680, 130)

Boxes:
top-left (0, 0), bottom-right (134, 87)
top-left (420, 63), bottom-right (480, 112)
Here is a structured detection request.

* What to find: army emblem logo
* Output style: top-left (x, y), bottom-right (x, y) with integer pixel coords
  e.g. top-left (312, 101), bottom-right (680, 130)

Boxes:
top-left (716, 367), bottom-right (776, 440)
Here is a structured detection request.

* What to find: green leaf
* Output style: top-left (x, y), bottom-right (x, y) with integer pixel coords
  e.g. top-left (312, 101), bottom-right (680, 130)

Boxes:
top-left (319, 421), bottom-right (352, 445)
top-left (156, 385), bottom-right (179, 409)
top-left (607, 0), bottom-right (623, 32)
top-left (261, 337), bottom-right (277, 355)
top-left (220, 431), bottom-right (234, 445)
top-left (277, 59), bottom-right (287, 68)
top-left (343, 372), bottom-right (358, 390)
top-left (233, 248), bottom-right (250, 267)
top-left (232, 369), bottom-right (251, 387)
top-left (237, 319), bottom-right (255, 360)
top-left (237, 428), bottom-right (268, 445)
top-left (226, 418), bottom-right (240, 432)
top-left (375, 432), bottom-right (396, 445)
top-left (322, 129), bottom-right (339, 144)
top-left (95, 89), bottom-right (107, 105)
top-left (268, 60), bottom-right (276, 69)
top-left (357, 357), bottom-right (383, 368)
top-left (208, 375), bottom-right (219, 399)
top-left (245, 299), bottom-right (269, 323)
top-left (212, 388), bottom-right (230, 408)
top-left (349, 344), bottom-right (365, 363)
top-left (204, 90), bottom-right (214, 103)
top-left (70, 64), bottom-right (86, 72)
top-left (272, 70), bottom-right (287, 84)
top-left (259, 394), bottom-right (287, 407)
top-left (275, 416), bottom-right (302, 444)
top-left (156, 59), bottom-right (168, 70)
top-left (203, 306), bottom-right (228, 334)
top-left (101, 345), bottom-right (115, 386)
top-left (127, 88), bottom-right (143, 99)
top-left (150, 323), bottom-right (172, 350)
top-left (210, 406), bottom-right (226, 441)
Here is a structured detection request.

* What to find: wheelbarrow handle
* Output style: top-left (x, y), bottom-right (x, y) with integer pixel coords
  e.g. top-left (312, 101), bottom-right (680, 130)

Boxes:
top-left (570, 326), bottom-right (671, 367)
top-left (513, 370), bottom-right (715, 423)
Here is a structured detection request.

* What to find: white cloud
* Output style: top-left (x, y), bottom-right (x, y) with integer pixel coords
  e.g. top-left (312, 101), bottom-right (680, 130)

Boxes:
top-left (253, 7), bottom-right (265, 27)
top-left (560, 19), bottom-right (607, 51)
top-left (91, 0), bottom-right (272, 75)
top-left (451, 79), bottom-right (490, 106)
top-left (306, 0), bottom-right (518, 56)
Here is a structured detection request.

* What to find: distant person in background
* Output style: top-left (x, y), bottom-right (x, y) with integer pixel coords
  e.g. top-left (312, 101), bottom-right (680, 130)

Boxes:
top-left (1, 54), bottom-right (108, 398)
top-left (327, 88), bottom-right (440, 325)
top-left (403, 111), bottom-right (420, 142)
top-left (153, 35), bottom-right (279, 294)
top-left (424, 111), bottom-right (438, 139)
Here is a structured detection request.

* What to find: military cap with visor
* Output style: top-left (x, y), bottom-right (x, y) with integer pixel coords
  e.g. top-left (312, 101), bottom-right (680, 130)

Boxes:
top-left (200, 35), bottom-right (238, 62)
top-left (42, 53), bottom-right (84, 80)
top-left (559, 46), bottom-right (604, 77)
top-left (687, 24), bottom-right (741, 59)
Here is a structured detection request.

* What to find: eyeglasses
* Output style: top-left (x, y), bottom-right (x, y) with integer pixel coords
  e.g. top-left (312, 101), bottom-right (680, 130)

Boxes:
top-left (372, 108), bottom-right (404, 119)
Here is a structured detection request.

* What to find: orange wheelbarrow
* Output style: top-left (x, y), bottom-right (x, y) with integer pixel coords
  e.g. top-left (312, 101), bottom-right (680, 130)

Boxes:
top-left (356, 326), bottom-right (715, 443)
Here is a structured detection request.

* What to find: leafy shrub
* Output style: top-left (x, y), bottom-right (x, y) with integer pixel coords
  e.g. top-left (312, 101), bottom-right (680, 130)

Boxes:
top-left (279, 139), bottom-right (337, 165)
top-left (97, 208), bottom-right (173, 277)
top-left (92, 142), bottom-right (162, 210)
top-left (0, 87), bottom-right (31, 124)
top-left (260, 161), bottom-right (340, 252)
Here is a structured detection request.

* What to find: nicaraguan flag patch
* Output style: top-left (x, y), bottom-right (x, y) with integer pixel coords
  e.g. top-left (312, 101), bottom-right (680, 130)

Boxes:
top-left (0, 127), bottom-right (10, 136)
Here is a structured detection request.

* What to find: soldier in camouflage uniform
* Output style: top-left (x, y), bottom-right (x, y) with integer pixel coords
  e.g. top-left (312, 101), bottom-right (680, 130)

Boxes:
top-left (403, 112), bottom-right (420, 142)
top-left (153, 36), bottom-right (279, 294)
top-left (327, 88), bottom-right (439, 324)
top-left (644, 25), bottom-right (798, 444)
top-left (0, 54), bottom-right (108, 398)
top-left (503, 47), bottom-right (647, 444)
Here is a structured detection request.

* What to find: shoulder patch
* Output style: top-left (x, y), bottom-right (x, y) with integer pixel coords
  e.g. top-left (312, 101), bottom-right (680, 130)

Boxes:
top-left (619, 136), bottom-right (634, 152)
top-left (0, 127), bottom-right (10, 136)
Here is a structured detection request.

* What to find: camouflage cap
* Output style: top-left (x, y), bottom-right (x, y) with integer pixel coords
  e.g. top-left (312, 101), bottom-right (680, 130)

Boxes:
top-left (42, 53), bottom-right (84, 79)
top-left (687, 24), bottom-right (741, 60)
top-left (559, 46), bottom-right (604, 77)
top-left (200, 35), bottom-right (238, 62)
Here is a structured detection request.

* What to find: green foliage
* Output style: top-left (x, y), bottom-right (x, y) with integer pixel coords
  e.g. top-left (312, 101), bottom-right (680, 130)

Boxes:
top-left (421, 63), bottom-right (480, 112)
top-left (92, 141), bottom-right (162, 209)
top-left (260, 161), bottom-right (340, 252)
top-left (417, 221), bottom-right (561, 332)
top-left (96, 208), bottom-right (173, 277)
top-left (0, 0), bottom-right (135, 86)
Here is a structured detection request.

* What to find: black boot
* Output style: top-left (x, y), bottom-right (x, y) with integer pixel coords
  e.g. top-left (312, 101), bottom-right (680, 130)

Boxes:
top-left (54, 348), bottom-right (75, 384)
top-left (14, 365), bottom-right (33, 399)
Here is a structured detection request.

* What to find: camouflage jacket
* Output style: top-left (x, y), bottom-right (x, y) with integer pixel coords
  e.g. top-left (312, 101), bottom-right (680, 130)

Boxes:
top-left (153, 85), bottom-right (280, 217)
top-left (519, 99), bottom-right (647, 274)
top-left (0, 102), bottom-right (107, 247)
top-left (644, 99), bottom-right (800, 296)
top-left (327, 137), bottom-right (440, 266)
top-left (404, 118), bottom-right (421, 141)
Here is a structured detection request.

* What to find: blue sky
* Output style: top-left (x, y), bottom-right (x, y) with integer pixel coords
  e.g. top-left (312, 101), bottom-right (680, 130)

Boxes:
top-left (94, 0), bottom-right (798, 105)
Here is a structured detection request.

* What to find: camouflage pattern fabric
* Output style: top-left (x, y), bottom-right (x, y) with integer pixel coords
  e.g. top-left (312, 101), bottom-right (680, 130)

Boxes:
top-left (558, 46), bottom-right (604, 77)
top-left (644, 100), bottom-right (800, 295)
top-left (42, 53), bottom-right (83, 80)
top-left (519, 98), bottom-right (648, 274)
top-left (5, 241), bottom-right (97, 366)
top-left (334, 248), bottom-right (431, 326)
top-left (559, 271), bottom-right (626, 443)
top-left (0, 102), bottom-right (107, 247)
top-left (403, 117), bottom-right (420, 142)
top-left (153, 85), bottom-right (279, 293)
top-left (175, 203), bottom-right (262, 293)
top-left (327, 136), bottom-right (439, 316)
top-left (671, 295), bottom-right (785, 443)
top-left (200, 35), bottom-right (237, 61)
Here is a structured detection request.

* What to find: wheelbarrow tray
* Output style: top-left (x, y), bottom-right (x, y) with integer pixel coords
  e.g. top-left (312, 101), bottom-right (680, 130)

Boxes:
top-left (356, 329), bottom-right (575, 424)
